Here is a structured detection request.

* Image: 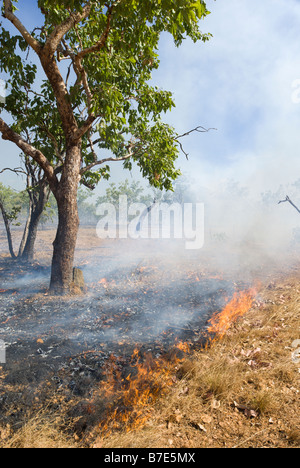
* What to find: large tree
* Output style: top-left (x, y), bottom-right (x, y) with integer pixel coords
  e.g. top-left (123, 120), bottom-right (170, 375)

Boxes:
top-left (0, 0), bottom-right (211, 294)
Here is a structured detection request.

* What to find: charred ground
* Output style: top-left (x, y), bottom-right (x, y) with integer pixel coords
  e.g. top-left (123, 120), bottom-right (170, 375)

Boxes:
top-left (0, 227), bottom-right (299, 447)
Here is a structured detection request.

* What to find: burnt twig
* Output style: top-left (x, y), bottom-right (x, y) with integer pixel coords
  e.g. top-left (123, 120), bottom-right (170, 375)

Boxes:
top-left (278, 195), bottom-right (300, 215)
top-left (175, 126), bottom-right (217, 160)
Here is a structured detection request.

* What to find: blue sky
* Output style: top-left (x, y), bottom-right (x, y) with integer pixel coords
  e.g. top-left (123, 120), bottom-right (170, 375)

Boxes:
top-left (1, 0), bottom-right (300, 199)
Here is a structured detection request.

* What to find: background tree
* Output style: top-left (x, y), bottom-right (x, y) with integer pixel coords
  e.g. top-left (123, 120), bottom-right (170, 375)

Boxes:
top-left (96, 179), bottom-right (151, 209)
top-left (20, 156), bottom-right (51, 261)
top-left (0, 181), bottom-right (24, 258)
top-left (0, 157), bottom-right (52, 260)
top-left (0, 0), bottom-right (211, 294)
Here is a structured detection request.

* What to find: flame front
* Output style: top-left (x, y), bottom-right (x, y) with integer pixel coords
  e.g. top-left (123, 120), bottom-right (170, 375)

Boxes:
top-left (207, 289), bottom-right (256, 340)
top-left (98, 342), bottom-right (189, 436)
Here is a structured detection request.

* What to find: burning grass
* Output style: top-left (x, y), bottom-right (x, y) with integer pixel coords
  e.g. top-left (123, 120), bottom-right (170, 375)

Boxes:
top-left (0, 230), bottom-right (300, 448)
top-left (207, 288), bottom-right (257, 340)
top-left (93, 276), bottom-right (300, 449)
top-left (1, 274), bottom-right (300, 448)
top-left (97, 343), bottom-right (190, 437)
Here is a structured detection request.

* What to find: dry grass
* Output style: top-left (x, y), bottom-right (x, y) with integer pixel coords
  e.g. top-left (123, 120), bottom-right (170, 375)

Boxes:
top-left (1, 272), bottom-right (299, 448)
top-left (94, 273), bottom-right (300, 449)
top-left (0, 411), bottom-right (75, 449)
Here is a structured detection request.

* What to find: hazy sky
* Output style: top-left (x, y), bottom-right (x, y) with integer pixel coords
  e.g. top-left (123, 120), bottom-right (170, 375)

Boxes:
top-left (1, 0), bottom-right (300, 198)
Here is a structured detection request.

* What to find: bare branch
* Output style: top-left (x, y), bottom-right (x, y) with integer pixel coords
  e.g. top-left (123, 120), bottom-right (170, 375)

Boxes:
top-left (0, 167), bottom-right (27, 176)
top-left (175, 126), bottom-right (217, 160)
top-left (176, 125), bottom-right (217, 140)
top-left (278, 195), bottom-right (300, 215)
top-left (3, 0), bottom-right (42, 54)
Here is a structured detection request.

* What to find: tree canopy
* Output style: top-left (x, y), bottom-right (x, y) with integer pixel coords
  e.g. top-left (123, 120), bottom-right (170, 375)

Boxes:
top-left (0, 0), bottom-right (211, 192)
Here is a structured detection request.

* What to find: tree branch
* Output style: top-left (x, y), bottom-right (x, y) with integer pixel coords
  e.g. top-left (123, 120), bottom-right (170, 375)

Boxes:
top-left (38, 123), bottom-right (65, 164)
top-left (42, 2), bottom-right (92, 58)
top-left (0, 118), bottom-right (58, 193)
top-left (176, 125), bottom-right (216, 139)
top-left (73, 114), bottom-right (96, 142)
top-left (278, 195), bottom-right (300, 215)
top-left (39, 54), bottom-right (79, 139)
top-left (175, 126), bottom-right (217, 160)
top-left (3, 0), bottom-right (42, 54)
top-left (76, 2), bottom-right (115, 59)
top-left (80, 147), bottom-right (134, 175)
top-left (0, 167), bottom-right (26, 176)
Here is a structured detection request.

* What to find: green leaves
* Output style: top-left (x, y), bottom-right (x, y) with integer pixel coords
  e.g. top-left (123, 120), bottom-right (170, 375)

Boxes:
top-left (0, 182), bottom-right (25, 225)
top-left (0, 0), bottom-right (211, 193)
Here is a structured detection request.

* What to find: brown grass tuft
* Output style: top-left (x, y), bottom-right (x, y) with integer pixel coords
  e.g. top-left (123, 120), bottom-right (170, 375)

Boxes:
top-left (0, 412), bottom-right (75, 449)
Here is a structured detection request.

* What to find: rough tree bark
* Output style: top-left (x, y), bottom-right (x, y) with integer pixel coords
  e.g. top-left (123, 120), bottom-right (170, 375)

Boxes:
top-left (49, 144), bottom-right (82, 294)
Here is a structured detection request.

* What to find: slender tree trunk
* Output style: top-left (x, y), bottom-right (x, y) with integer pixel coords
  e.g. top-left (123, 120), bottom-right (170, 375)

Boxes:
top-left (0, 200), bottom-right (16, 259)
top-left (49, 144), bottom-right (81, 295)
top-left (21, 184), bottom-right (50, 262)
top-left (18, 202), bottom-right (33, 258)
top-left (21, 211), bottom-right (42, 262)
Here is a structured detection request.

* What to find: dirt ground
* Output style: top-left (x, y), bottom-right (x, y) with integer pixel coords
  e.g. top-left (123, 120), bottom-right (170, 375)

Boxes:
top-left (0, 226), bottom-right (299, 448)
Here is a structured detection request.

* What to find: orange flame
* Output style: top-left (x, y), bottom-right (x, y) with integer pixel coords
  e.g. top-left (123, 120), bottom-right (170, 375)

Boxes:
top-left (98, 343), bottom-right (190, 436)
top-left (208, 289), bottom-right (256, 340)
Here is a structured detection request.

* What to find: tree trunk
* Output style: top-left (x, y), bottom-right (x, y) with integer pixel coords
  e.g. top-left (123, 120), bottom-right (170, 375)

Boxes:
top-left (21, 184), bottom-right (50, 262)
top-left (21, 210), bottom-right (43, 262)
top-left (49, 144), bottom-right (81, 295)
top-left (18, 202), bottom-right (33, 258)
top-left (0, 198), bottom-right (16, 259)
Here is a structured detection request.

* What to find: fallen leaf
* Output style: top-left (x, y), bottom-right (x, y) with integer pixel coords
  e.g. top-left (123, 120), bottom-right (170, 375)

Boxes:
top-left (233, 401), bottom-right (258, 418)
top-left (190, 421), bottom-right (207, 432)
top-left (179, 386), bottom-right (189, 396)
top-left (211, 399), bottom-right (221, 409)
top-left (197, 424), bottom-right (207, 433)
top-left (244, 408), bottom-right (258, 419)
top-left (201, 414), bottom-right (212, 424)
top-left (247, 360), bottom-right (257, 368)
